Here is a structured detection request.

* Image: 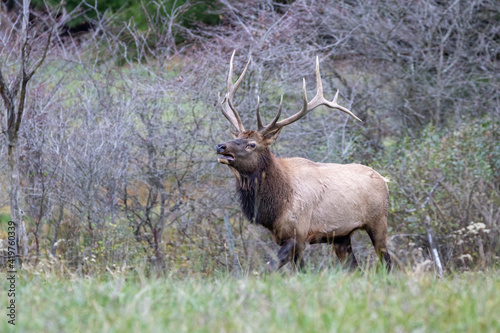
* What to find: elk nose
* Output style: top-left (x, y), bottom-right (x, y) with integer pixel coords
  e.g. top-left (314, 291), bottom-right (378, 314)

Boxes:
top-left (216, 144), bottom-right (227, 154)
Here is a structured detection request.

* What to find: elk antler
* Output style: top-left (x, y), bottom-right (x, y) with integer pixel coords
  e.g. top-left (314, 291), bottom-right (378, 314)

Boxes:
top-left (218, 50), bottom-right (251, 133)
top-left (258, 56), bottom-right (361, 137)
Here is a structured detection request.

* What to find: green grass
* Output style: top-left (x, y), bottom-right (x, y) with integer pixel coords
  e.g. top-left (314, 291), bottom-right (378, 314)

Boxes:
top-left (0, 213), bottom-right (11, 225)
top-left (1, 269), bottom-right (499, 332)
top-left (0, 207), bottom-right (11, 236)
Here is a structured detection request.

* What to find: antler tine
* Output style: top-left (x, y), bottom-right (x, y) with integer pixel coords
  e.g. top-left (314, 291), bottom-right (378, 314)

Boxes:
top-left (228, 50), bottom-right (252, 95)
top-left (260, 56), bottom-right (361, 137)
top-left (219, 50), bottom-right (251, 133)
top-left (269, 95), bottom-right (284, 130)
top-left (259, 95), bottom-right (284, 135)
top-left (218, 92), bottom-right (240, 130)
top-left (226, 97), bottom-right (245, 132)
top-left (307, 57), bottom-right (361, 122)
top-left (256, 96), bottom-right (264, 131)
top-left (228, 51), bottom-right (252, 132)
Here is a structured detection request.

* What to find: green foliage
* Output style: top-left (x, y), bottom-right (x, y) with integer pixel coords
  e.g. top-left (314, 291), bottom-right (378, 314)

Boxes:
top-left (3, 270), bottom-right (500, 332)
top-left (378, 117), bottom-right (500, 266)
top-left (0, 213), bottom-right (11, 225)
top-left (31, 0), bottom-right (220, 29)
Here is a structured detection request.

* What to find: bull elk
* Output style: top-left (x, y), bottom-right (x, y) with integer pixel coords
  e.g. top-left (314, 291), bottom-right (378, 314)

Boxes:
top-left (216, 51), bottom-right (391, 271)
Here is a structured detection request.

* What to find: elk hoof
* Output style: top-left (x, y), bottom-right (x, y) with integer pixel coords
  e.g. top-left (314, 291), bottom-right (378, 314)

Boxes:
top-left (265, 260), bottom-right (278, 272)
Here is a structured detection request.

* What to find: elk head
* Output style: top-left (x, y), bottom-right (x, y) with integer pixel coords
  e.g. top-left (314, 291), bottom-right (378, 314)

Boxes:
top-left (216, 51), bottom-right (361, 174)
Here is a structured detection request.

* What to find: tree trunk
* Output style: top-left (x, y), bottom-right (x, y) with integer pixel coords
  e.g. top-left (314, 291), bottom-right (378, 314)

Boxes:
top-left (50, 204), bottom-right (64, 257)
top-left (7, 132), bottom-right (29, 261)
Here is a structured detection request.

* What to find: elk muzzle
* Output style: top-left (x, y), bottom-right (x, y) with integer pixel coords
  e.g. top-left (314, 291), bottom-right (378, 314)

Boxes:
top-left (216, 143), bottom-right (234, 164)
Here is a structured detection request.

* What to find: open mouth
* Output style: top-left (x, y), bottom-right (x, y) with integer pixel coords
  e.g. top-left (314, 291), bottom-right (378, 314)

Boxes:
top-left (217, 153), bottom-right (234, 164)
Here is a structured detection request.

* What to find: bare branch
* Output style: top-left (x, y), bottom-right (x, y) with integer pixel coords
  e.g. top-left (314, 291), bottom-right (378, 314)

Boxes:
top-left (26, 30), bottom-right (53, 82)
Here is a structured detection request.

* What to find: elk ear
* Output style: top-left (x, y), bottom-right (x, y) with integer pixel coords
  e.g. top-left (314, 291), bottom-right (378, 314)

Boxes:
top-left (262, 127), bottom-right (283, 145)
top-left (229, 129), bottom-right (239, 139)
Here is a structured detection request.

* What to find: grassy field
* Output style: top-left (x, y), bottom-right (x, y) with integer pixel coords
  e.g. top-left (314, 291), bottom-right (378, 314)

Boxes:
top-left (0, 206), bottom-right (10, 223)
top-left (1, 269), bottom-right (499, 332)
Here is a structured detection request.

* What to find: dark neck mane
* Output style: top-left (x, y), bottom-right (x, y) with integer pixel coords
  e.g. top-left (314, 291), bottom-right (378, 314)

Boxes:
top-left (235, 152), bottom-right (291, 230)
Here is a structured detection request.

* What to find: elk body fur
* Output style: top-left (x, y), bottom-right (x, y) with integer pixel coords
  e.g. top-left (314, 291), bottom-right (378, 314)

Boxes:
top-left (216, 52), bottom-right (391, 271)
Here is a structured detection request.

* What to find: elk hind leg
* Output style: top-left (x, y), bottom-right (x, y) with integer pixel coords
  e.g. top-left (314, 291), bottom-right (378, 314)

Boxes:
top-left (333, 234), bottom-right (358, 271)
top-left (366, 225), bottom-right (392, 272)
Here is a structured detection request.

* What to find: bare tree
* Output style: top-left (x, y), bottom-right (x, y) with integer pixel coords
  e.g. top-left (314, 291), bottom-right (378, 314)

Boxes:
top-left (0, 0), bottom-right (52, 261)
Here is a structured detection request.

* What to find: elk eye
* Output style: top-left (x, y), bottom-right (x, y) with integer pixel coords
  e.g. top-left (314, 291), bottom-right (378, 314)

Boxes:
top-left (247, 143), bottom-right (256, 149)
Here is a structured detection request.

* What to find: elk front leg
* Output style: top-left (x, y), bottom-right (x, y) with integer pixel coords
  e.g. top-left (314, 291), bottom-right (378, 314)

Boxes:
top-left (277, 239), bottom-right (304, 271)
